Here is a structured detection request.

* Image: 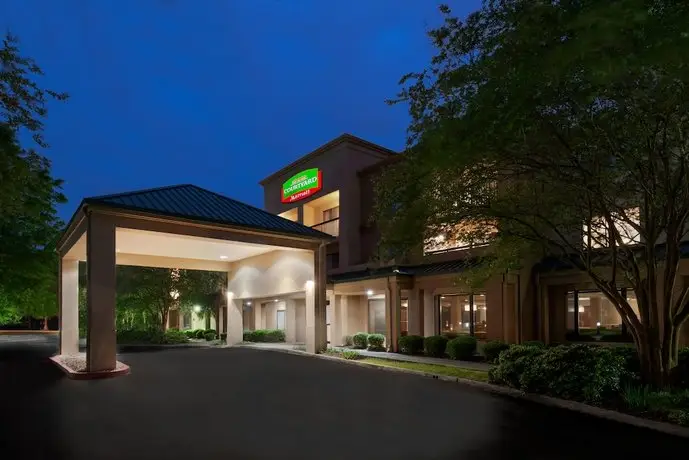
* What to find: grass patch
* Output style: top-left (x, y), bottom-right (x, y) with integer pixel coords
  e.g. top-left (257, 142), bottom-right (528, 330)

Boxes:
top-left (360, 358), bottom-right (489, 382)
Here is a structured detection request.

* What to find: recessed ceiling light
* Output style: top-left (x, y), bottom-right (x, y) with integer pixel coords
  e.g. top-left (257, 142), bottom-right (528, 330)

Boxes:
top-left (274, 299), bottom-right (279, 302)
top-left (219, 255), bottom-right (228, 260)
top-left (246, 301), bottom-right (252, 306)
top-left (366, 289), bottom-right (373, 296)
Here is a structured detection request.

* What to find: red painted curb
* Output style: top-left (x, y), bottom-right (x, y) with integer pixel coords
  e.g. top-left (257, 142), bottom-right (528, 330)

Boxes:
top-left (50, 356), bottom-right (130, 380)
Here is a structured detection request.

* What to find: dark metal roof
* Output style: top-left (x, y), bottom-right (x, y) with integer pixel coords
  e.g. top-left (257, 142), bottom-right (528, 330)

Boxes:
top-left (328, 258), bottom-right (480, 284)
top-left (83, 184), bottom-right (332, 240)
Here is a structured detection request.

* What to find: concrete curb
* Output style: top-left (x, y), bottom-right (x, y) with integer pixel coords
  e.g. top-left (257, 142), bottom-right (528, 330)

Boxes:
top-left (50, 356), bottom-right (130, 380)
top-left (239, 344), bottom-right (689, 440)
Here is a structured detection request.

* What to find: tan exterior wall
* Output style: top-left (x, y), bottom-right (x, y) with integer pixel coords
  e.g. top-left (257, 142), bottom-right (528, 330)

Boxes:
top-left (228, 249), bottom-right (313, 299)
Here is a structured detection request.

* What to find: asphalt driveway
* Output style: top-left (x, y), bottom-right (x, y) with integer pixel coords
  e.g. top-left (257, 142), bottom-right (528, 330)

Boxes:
top-left (1, 335), bottom-right (688, 459)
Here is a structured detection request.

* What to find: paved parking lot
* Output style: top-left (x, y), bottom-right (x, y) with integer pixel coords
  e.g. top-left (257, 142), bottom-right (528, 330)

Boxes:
top-left (1, 334), bottom-right (688, 459)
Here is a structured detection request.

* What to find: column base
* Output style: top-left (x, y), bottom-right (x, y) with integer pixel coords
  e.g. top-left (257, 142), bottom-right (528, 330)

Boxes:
top-left (51, 353), bottom-right (130, 380)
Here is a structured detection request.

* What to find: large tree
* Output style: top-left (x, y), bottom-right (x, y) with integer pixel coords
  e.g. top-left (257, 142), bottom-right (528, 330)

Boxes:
top-left (0, 34), bottom-right (66, 326)
top-left (377, 0), bottom-right (689, 386)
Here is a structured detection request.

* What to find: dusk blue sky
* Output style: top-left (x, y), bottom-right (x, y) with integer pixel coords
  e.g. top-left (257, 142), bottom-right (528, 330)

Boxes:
top-left (5, 0), bottom-right (480, 221)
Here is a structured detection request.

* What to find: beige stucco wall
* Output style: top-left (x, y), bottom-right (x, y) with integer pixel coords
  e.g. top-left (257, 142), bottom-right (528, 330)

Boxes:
top-left (228, 249), bottom-right (313, 299)
top-left (190, 312), bottom-right (216, 331)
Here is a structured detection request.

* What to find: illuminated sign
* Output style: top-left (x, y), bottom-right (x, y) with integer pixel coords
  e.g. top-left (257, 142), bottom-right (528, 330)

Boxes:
top-left (281, 168), bottom-right (322, 203)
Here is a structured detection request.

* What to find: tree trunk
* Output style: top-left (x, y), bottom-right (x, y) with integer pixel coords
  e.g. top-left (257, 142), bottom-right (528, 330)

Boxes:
top-left (43, 317), bottom-right (48, 331)
top-left (637, 327), bottom-right (679, 388)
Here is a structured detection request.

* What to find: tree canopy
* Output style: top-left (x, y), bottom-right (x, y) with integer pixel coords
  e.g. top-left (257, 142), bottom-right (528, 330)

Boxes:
top-left (377, 0), bottom-right (689, 386)
top-left (0, 33), bottom-right (67, 326)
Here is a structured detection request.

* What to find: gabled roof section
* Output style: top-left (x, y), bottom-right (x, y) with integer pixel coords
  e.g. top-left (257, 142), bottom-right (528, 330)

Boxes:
top-left (83, 184), bottom-right (332, 240)
top-left (259, 133), bottom-right (398, 185)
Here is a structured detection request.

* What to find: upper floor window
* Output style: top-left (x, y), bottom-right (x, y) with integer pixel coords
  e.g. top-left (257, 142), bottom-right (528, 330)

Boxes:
top-left (424, 220), bottom-right (497, 255)
top-left (323, 206), bottom-right (340, 221)
top-left (583, 207), bottom-right (640, 249)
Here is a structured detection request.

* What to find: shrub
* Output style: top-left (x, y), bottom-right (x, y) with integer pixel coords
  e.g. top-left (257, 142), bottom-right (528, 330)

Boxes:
top-left (677, 347), bottom-right (689, 387)
top-left (519, 344), bottom-right (625, 403)
top-left (521, 340), bottom-right (546, 348)
top-left (343, 335), bottom-right (353, 347)
top-left (483, 340), bottom-right (510, 364)
top-left (116, 328), bottom-right (164, 344)
top-left (442, 332), bottom-right (460, 340)
top-left (607, 346), bottom-right (641, 386)
top-left (342, 350), bottom-right (362, 360)
top-left (367, 333), bottom-right (386, 351)
top-left (265, 329), bottom-right (286, 342)
top-left (424, 335), bottom-right (449, 358)
top-left (194, 329), bottom-right (207, 339)
top-left (220, 333), bottom-right (227, 342)
top-left (446, 335), bottom-right (477, 360)
top-left (204, 331), bottom-right (217, 341)
top-left (489, 344), bottom-right (546, 387)
top-left (183, 330), bottom-right (196, 338)
top-left (243, 330), bottom-right (254, 341)
top-left (206, 329), bottom-right (217, 336)
top-left (398, 335), bottom-right (424, 355)
top-left (163, 329), bottom-right (189, 344)
top-left (353, 332), bottom-right (369, 349)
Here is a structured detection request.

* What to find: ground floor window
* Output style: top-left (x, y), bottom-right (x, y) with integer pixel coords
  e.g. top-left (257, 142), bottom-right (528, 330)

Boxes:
top-left (566, 289), bottom-right (638, 341)
top-left (400, 299), bottom-right (408, 336)
top-left (368, 298), bottom-right (386, 335)
top-left (276, 309), bottom-right (286, 330)
top-left (438, 293), bottom-right (486, 339)
top-left (182, 313), bottom-right (191, 330)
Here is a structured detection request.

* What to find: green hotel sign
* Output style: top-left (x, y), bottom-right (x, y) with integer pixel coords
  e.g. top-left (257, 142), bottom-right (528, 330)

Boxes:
top-left (281, 168), bottom-right (322, 203)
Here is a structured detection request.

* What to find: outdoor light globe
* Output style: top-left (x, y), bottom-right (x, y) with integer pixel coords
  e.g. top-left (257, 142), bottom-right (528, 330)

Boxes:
top-left (193, 305), bottom-right (202, 313)
top-left (366, 289), bottom-right (374, 296)
top-left (596, 321), bottom-right (601, 327)
top-left (305, 280), bottom-right (315, 290)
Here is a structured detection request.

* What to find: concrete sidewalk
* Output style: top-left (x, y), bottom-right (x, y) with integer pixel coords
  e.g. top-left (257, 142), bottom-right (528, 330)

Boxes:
top-left (240, 342), bottom-right (492, 371)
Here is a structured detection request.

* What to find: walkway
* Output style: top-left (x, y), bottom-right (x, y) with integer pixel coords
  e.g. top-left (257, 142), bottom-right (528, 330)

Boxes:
top-left (240, 342), bottom-right (492, 371)
top-left (2, 334), bottom-right (688, 459)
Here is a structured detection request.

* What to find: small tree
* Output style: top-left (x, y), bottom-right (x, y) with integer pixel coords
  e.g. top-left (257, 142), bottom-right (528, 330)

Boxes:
top-left (378, 1), bottom-right (689, 386)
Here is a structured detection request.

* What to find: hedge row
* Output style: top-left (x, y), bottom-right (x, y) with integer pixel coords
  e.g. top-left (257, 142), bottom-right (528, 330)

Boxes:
top-left (243, 329), bottom-right (286, 343)
top-left (183, 328), bottom-right (218, 340)
top-left (116, 328), bottom-right (190, 345)
top-left (350, 332), bottom-right (386, 351)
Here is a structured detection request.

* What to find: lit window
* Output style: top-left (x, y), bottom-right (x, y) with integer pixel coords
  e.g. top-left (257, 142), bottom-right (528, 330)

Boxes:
top-left (583, 207), bottom-right (640, 248)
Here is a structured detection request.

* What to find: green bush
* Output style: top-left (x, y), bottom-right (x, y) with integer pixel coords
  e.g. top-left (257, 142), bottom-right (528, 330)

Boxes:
top-left (204, 331), bottom-right (217, 341)
top-left (183, 329), bottom-right (196, 338)
top-left (398, 335), bottom-right (424, 355)
top-left (607, 346), bottom-right (640, 386)
top-left (220, 333), bottom-right (227, 342)
top-left (342, 350), bottom-right (362, 360)
top-left (483, 340), bottom-right (510, 363)
top-left (353, 332), bottom-right (369, 349)
top-left (266, 329), bottom-right (286, 342)
top-left (489, 344), bottom-right (546, 387)
top-left (622, 385), bottom-right (689, 425)
top-left (116, 328), bottom-right (164, 344)
top-left (194, 329), bottom-right (207, 339)
top-left (424, 335), bottom-right (449, 358)
top-left (446, 335), bottom-right (477, 360)
top-left (367, 333), bottom-right (386, 351)
top-left (206, 329), bottom-right (217, 336)
top-left (163, 329), bottom-right (189, 344)
top-left (243, 330), bottom-right (254, 341)
top-left (521, 340), bottom-right (546, 348)
top-left (442, 332), bottom-right (460, 340)
top-left (343, 335), bottom-right (354, 347)
top-left (242, 329), bottom-right (286, 343)
top-left (519, 344), bottom-right (625, 403)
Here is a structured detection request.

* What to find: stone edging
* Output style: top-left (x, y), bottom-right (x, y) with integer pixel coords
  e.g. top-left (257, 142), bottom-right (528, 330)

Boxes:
top-left (50, 356), bottom-right (130, 380)
top-left (240, 344), bottom-right (689, 439)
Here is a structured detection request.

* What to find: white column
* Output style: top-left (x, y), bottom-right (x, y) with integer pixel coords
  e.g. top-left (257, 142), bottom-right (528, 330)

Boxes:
top-left (226, 291), bottom-right (243, 345)
top-left (285, 299), bottom-right (297, 343)
top-left (218, 307), bottom-right (224, 335)
top-left (331, 294), bottom-right (343, 346)
top-left (340, 295), bottom-right (350, 339)
top-left (385, 280), bottom-right (402, 352)
top-left (423, 290), bottom-right (437, 337)
top-left (306, 245), bottom-right (328, 353)
top-left (59, 258), bottom-right (79, 356)
top-left (306, 280), bottom-right (316, 353)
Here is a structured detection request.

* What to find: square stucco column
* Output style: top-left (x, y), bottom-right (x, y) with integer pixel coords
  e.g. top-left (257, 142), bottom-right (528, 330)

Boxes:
top-left (86, 213), bottom-right (117, 372)
top-left (422, 289), bottom-right (437, 337)
top-left (253, 302), bottom-right (262, 330)
top-left (226, 291), bottom-right (243, 346)
top-left (385, 279), bottom-right (402, 352)
top-left (59, 258), bottom-right (79, 356)
top-left (285, 299), bottom-right (297, 343)
top-left (306, 245), bottom-right (327, 353)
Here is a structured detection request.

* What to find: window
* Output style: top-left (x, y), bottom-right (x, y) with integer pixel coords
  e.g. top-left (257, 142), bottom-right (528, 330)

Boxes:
top-left (182, 313), bottom-right (192, 330)
top-left (583, 207), bottom-right (640, 248)
top-left (566, 289), bottom-right (638, 341)
top-left (424, 220), bottom-right (497, 255)
top-left (438, 293), bottom-right (486, 338)
top-left (400, 299), bottom-right (409, 336)
top-left (368, 298), bottom-right (386, 335)
top-left (323, 206), bottom-right (340, 221)
top-left (276, 310), bottom-right (286, 330)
